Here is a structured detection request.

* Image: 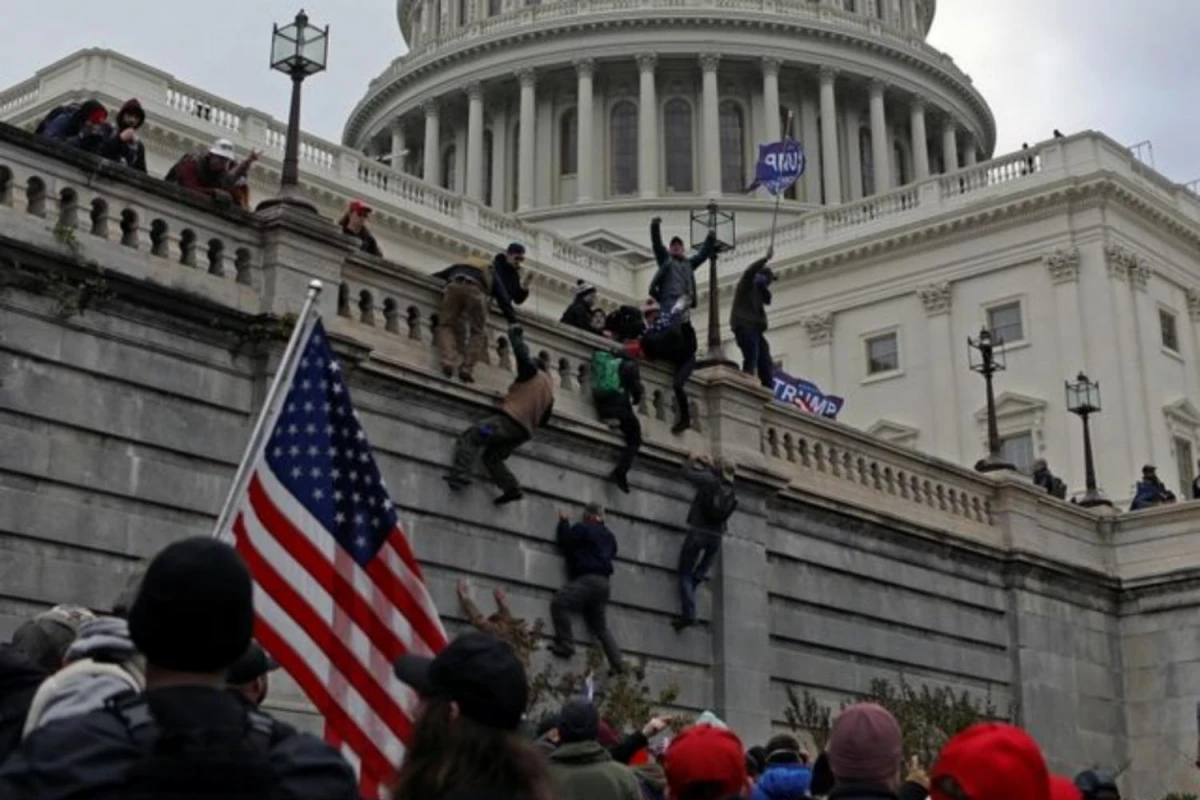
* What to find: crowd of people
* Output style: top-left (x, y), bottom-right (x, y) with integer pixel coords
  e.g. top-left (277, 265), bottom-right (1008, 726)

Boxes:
top-left (0, 541), bottom-right (1133, 800)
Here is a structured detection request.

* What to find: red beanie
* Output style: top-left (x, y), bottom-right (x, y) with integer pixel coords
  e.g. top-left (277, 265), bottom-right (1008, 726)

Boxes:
top-left (1049, 774), bottom-right (1083, 800)
top-left (931, 724), bottom-right (1050, 800)
top-left (87, 107), bottom-right (109, 125)
top-left (664, 724), bottom-right (747, 798)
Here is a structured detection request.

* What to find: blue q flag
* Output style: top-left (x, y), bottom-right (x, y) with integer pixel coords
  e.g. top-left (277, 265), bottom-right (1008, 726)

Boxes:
top-left (746, 138), bottom-right (806, 195)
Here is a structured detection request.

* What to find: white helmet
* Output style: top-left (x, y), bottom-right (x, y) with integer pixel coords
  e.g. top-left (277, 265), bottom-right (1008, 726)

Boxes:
top-left (209, 138), bottom-right (237, 162)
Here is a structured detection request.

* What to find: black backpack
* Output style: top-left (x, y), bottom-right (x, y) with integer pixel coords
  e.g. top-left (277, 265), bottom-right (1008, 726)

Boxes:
top-left (108, 692), bottom-right (287, 799)
top-left (34, 104), bottom-right (78, 136)
top-left (699, 482), bottom-right (738, 526)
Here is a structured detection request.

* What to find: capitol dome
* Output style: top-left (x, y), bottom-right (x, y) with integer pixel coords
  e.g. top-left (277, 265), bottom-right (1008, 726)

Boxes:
top-left (343, 0), bottom-right (994, 251)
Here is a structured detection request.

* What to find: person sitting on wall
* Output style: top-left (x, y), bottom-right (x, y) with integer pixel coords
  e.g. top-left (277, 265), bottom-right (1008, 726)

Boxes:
top-left (36, 100), bottom-right (112, 156)
top-left (431, 257), bottom-right (493, 383)
top-left (445, 324), bottom-right (554, 505)
top-left (605, 305), bottom-right (647, 345)
top-left (97, 99), bottom-right (147, 172)
top-left (165, 138), bottom-right (260, 205)
top-left (561, 281), bottom-right (600, 334)
top-left (673, 452), bottom-right (738, 632)
top-left (492, 242), bottom-right (532, 325)
top-left (1129, 464), bottom-right (1176, 511)
top-left (339, 200), bottom-right (383, 257)
top-left (591, 343), bottom-right (644, 493)
top-left (1031, 459), bottom-right (1067, 500)
top-left (548, 505), bottom-right (624, 674)
top-left (638, 297), bottom-right (696, 434)
top-left (729, 246), bottom-right (776, 389)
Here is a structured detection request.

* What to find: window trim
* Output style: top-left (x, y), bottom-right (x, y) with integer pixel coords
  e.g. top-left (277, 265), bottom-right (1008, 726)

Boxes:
top-left (982, 296), bottom-right (1029, 349)
top-left (861, 326), bottom-right (903, 383)
top-left (660, 95), bottom-right (696, 195)
top-left (1159, 304), bottom-right (1182, 357)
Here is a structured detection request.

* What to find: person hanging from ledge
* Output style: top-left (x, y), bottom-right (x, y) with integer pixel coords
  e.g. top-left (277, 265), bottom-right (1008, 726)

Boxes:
top-left (1129, 464), bottom-right (1176, 511)
top-left (673, 452), bottom-right (738, 632)
top-left (445, 324), bottom-right (554, 505)
top-left (548, 504), bottom-right (624, 674)
top-left (729, 246), bottom-right (776, 389)
top-left (164, 138), bottom-right (260, 206)
top-left (591, 342), bottom-right (644, 494)
top-left (562, 281), bottom-right (600, 334)
top-left (491, 242), bottom-right (532, 324)
top-left (338, 200), bottom-right (383, 257)
top-left (638, 296), bottom-right (695, 434)
top-left (432, 256), bottom-right (492, 383)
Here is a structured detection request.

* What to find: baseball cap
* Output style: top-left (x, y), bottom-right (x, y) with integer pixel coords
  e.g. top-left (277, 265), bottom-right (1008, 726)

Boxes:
top-left (663, 724), bottom-right (747, 798)
top-left (209, 138), bottom-right (237, 162)
top-left (931, 723), bottom-right (1050, 800)
top-left (393, 632), bottom-right (527, 731)
top-left (1050, 775), bottom-right (1083, 800)
top-left (226, 641), bottom-right (280, 685)
top-left (348, 200), bottom-right (373, 215)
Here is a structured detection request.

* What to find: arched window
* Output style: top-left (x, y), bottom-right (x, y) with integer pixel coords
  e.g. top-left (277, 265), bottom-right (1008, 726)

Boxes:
top-left (442, 145), bottom-right (457, 191)
top-left (719, 101), bottom-right (746, 194)
top-left (560, 108), bottom-right (578, 176)
top-left (610, 102), bottom-right (638, 196)
top-left (484, 130), bottom-right (494, 206)
top-left (489, 0), bottom-right (501, 14)
top-left (664, 98), bottom-right (693, 193)
top-left (859, 127), bottom-right (874, 196)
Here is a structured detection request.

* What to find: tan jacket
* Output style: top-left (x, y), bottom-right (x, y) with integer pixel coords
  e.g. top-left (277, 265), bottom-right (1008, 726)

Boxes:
top-left (501, 371), bottom-right (555, 436)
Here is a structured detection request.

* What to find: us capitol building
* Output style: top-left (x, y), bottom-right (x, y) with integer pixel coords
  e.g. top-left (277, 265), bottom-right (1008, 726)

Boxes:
top-left (2, 0), bottom-right (1198, 505)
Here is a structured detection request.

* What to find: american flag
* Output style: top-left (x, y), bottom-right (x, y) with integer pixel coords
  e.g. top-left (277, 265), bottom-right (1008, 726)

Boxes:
top-left (219, 316), bottom-right (447, 797)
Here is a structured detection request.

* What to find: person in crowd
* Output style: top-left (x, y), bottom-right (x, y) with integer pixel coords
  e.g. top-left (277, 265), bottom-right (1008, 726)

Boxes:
top-left (899, 757), bottom-right (930, 800)
top-left (930, 722), bottom-right (1051, 800)
top-left (648, 216), bottom-right (716, 318)
top-left (633, 742), bottom-right (668, 800)
top-left (548, 698), bottom-right (641, 800)
top-left (21, 615), bottom-right (143, 738)
top-left (391, 631), bottom-right (557, 800)
top-left (549, 504), bottom-right (624, 673)
top-left (432, 256), bottom-right (493, 383)
top-left (639, 296), bottom-right (697, 434)
top-left (825, 703), bottom-right (905, 800)
top-left (1032, 459), bottom-right (1068, 499)
top-left (607, 715), bottom-right (672, 766)
top-left (1130, 463), bottom-right (1177, 510)
top-left (1192, 460), bottom-right (1200, 500)
top-left (562, 281), bottom-right (600, 333)
top-left (0, 537), bottom-right (357, 800)
top-left (606, 304), bottom-right (648, 344)
top-left (492, 242), bottom-right (533, 324)
top-left (1050, 775), bottom-right (1083, 800)
top-left (97, 98), bottom-right (147, 172)
top-left (810, 751), bottom-right (835, 796)
top-left (663, 723), bottom-right (749, 800)
top-left (445, 324), bottom-right (554, 505)
top-left (592, 343), bottom-right (645, 493)
top-left (745, 746), bottom-right (768, 782)
top-left (0, 605), bottom-right (94, 762)
top-left (674, 453), bottom-right (738, 632)
top-left (1073, 769), bottom-right (1120, 800)
top-left (226, 641), bottom-right (279, 709)
top-left (750, 733), bottom-right (813, 800)
top-left (339, 200), bottom-right (383, 257)
top-left (729, 247), bottom-right (776, 389)
top-left (36, 100), bottom-right (112, 155)
top-left (592, 308), bottom-right (609, 335)
top-left (165, 137), bottom-right (260, 204)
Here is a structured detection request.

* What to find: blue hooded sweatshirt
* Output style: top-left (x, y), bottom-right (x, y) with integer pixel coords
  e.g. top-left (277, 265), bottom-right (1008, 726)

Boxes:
top-left (751, 763), bottom-right (813, 800)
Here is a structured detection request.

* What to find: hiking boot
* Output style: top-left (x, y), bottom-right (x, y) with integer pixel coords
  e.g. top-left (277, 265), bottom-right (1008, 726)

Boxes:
top-left (443, 475), bottom-right (468, 492)
top-left (548, 642), bottom-right (574, 659)
top-left (494, 489), bottom-right (524, 506)
top-left (610, 470), bottom-right (630, 494)
top-left (671, 616), bottom-right (696, 632)
top-left (458, 368), bottom-right (475, 384)
top-left (671, 418), bottom-right (691, 436)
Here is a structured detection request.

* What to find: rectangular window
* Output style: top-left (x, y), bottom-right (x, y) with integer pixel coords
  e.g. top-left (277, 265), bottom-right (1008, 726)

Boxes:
top-left (1176, 438), bottom-right (1195, 497)
top-left (1161, 308), bottom-right (1180, 353)
top-left (866, 332), bottom-right (899, 375)
top-left (1000, 432), bottom-right (1035, 474)
top-left (489, 0), bottom-right (501, 14)
top-left (987, 301), bottom-right (1024, 345)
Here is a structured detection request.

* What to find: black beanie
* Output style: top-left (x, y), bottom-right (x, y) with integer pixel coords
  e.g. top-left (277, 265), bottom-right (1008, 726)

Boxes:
top-left (558, 699), bottom-right (600, 744)
top-left (128, 537), bottom-right (254, 673)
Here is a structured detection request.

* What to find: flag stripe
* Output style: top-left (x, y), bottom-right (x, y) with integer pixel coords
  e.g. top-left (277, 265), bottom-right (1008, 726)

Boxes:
top-left (381, 537), bottom-right (447, 650)
top-left (235, 514), bottom-right (416, 745)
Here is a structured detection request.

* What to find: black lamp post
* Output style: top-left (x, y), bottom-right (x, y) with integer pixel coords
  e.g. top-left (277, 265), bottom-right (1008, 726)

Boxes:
top-left (1066, 372), bottom-right (1112, 507)
top-left (968, 327), bottom-right (1015, 473)
top-left (690, 201), bottom-right (737, 368)
top-left (260, 9), bottom-right (328, 212)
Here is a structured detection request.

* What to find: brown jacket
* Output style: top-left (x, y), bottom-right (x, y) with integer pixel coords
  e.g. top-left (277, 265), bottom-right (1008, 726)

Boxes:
top-left (500, 326), bottom-right (555, 435)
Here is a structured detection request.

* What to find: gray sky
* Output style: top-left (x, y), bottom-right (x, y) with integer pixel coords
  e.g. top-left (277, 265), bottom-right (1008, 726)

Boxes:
top-left (2, 0), bottom-right (1197, 181)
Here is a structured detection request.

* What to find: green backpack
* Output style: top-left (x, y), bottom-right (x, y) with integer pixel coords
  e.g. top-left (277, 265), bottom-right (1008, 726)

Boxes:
top-left (591, 351), bottom-right (623, 397)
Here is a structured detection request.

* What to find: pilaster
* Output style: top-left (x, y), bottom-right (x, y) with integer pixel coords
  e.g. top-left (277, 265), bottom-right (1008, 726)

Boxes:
top-left (254, 204), bottom-right (353, 320)
top-left (803, 311), bottom-right (835, 390)
top-left (918, 282), bottom-right (960, 460)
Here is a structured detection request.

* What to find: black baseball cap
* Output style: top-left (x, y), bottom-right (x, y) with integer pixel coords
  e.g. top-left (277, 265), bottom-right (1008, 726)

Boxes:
top-left (226, 641), bottom-right (280, 685)
top-left (393, 632), bottom-right (527, 731)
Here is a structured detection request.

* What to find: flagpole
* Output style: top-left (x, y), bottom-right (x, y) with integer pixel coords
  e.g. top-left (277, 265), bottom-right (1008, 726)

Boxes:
top-left (211, 280), bottom-right (324, 539)
top-left (768, 111), bottom-right (795, 252)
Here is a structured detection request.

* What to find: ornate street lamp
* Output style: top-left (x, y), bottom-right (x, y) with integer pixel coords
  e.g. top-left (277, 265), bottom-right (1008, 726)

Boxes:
top-left (261, 9), bottom-right (329, 212)
top-left (968, 327), bottom-right (1015, 473)
top-left (1065, 372), bottom-right (1112, 507)
top-left (690, 201), bottom-right (737, 368)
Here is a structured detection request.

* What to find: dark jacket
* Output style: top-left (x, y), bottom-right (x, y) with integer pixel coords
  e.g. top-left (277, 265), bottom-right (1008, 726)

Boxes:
top-left (556, 519), bottom-right (618, 580)
top-left (500, 326), bottom-right (554, 435)
top-left (633, 762), bottom-right (666, 800)
top-left (828, 783), bottom-right (901, 800)
top-left (97, 99), bottom-right (147, 172)
top-left (683, 460), bottom-right (735, 535)
top-left (549, 740), bottom-right (641, 800)
top-left (1130, 478), bottom-right (1176, 511)
top-left (0, 685), bottom-right (358, 800)
top-left (595, 357), bottom-right (644, 420)
top-left (648, 221), bottom-right (715, 311)
top-left (38, 100), bottom-right (108, 143)
top-left (492, 253), bottom-right (529, 324)
top-left (729, 257), bottom-right (772, 332)
top-left (0, 645), bottom-right (49, 765)
top-left (343, 224), bottom-right (382, 257)
top-left (561, 297), bottom-right (596, 333)
top-left (750, 764), bottom-right (813, 800)
top-left (1032, 466), bottom-right (1067, 499)
top-left (609, 730), bottom-right (648, 765)
top-left (1193, 475), bottom-right (1200, 500)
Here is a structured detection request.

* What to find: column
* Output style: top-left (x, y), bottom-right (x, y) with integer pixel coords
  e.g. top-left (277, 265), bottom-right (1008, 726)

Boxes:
top-left (917, 283), bottom-right (961, 461)
top-left (1044, 248), bottom-right (1085, 486)
top-left (910, 97), bottom-right (929, 180)
top-left (844, 107), bottom-right (862, 201)
top-left (802, 313), bottom-right (835, 391)
top-left (575, 59), bottom-right (595, 203)
top-left (964, 136), bottom-right (978, 166)
top-left (517, 68), bottom-right (536, 211)
top-left (941, 119), bottom-right (959, 173)
top-left (637, 53), bottom-right (659, 198)
top-left (700, 53), bottom-right (722, 197)
top-left (869, 80), bottom-right (891, 194)
top-left (800, 89), bottom-right (821, 203)
top-left (490, 106), bottom-right (509, 210)
top-left (423, 100), bottom-right (441, 187)
top-left (818, 67), bottom-right (842, 204)
top-left (389, 119), bottom-right (406, 173)
top-left (465, 82), bottom-right (485, 202)
top-left (762, 58), bottom-right (782, 143)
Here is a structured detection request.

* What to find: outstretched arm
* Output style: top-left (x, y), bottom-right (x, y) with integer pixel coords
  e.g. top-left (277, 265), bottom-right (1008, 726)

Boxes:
top-left (689, 231), bottom-right (718, 268)
top-left (650, 217), bottom-right (668, 265)
top-left (509, 325), bottom-right (539, 380)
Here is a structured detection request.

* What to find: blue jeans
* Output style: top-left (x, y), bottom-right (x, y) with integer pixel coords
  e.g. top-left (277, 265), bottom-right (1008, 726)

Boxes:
top-left (677, 530), bottom-right (721, 622)
top-left (733, 326), bottom-right (774, 388)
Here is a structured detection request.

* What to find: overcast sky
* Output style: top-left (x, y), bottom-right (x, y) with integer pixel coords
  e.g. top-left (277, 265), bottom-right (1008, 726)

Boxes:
top-left (2, 0), bottom-right (1197, 180)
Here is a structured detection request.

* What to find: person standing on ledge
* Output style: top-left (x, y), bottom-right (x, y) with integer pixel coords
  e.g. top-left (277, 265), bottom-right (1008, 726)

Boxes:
top-left (492, 242), bottom-right (533, 324)
top-left (674, 452), bottom-right (738, 632)
top-left (548, 504), bottom-right (624, 674)
top-left (432, 257), bottom-right (493, 383)
top-left (445, 324), bottom-right (554, 505)
top-left (729, 246), bottom-right (776, 389)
